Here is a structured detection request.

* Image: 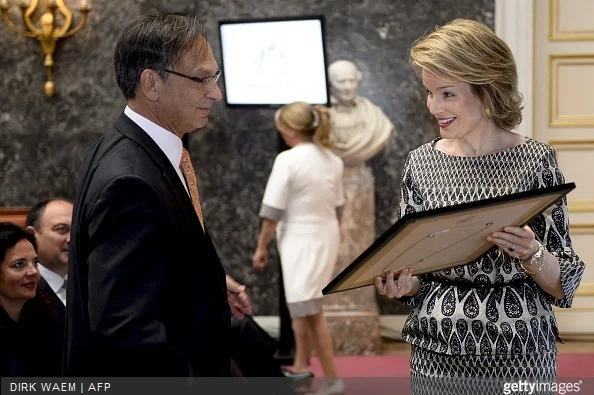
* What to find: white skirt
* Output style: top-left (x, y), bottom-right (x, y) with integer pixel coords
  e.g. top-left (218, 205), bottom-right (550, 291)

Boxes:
top-left (287, 297), bottom-right (324, 318)
top-left (276, 221), bottom-right (339, 304)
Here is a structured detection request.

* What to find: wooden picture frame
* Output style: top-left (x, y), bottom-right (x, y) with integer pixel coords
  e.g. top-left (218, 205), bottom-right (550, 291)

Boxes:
top-left (323, 183), bottom-right (576, 295)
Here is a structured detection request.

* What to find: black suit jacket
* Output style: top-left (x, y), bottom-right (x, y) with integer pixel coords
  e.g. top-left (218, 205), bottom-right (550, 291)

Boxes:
top-left (1, 294), bottom-right (63, 377)
top-left (65, 113), bottom-right (230, 377)
top-left (37, 276), bottom-right (66, 335)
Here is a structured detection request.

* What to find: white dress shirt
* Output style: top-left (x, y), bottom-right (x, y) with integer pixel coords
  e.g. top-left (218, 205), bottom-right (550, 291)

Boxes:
top-left (124, 106), bottom-right (190, 196)
top-left (38, 265), bottom-right (67, 306)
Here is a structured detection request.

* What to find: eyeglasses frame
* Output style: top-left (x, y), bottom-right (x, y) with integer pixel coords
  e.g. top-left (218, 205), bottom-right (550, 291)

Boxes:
top-left (161, 69), bottom-right (221, 88)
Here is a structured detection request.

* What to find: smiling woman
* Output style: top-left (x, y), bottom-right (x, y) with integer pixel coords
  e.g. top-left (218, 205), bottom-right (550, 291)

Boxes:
top-left (374, 19), bottom-right (586, 395)
top-left (0, 222), bottom-right (63, 377)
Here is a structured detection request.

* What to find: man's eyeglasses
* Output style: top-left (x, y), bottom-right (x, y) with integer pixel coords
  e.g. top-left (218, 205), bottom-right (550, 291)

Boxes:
top-left (161, 69), bottom-right (221, 88)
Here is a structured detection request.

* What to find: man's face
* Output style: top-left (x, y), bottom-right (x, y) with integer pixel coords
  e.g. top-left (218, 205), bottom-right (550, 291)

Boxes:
top-left (156, 40), bottom-right (223, 137)
top-left (330, 65), bottom-right (361, 105)
top-left (32, 200), bottom-right (72, 273)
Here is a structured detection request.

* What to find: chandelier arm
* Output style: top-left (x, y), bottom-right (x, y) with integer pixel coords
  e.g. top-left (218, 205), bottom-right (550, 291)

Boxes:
top-left (1, 9), bottom-right (36, 37)
top-left (22, 0), bottom-right (39, 34)
top-left (60, 10), bottom-right (88, 37)
top-left (52, 0), bottom-right (72, 37)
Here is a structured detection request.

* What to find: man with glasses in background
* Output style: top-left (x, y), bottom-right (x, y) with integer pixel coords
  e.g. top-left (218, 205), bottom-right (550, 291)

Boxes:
top-left (65, 13), bottom-right (251, 377)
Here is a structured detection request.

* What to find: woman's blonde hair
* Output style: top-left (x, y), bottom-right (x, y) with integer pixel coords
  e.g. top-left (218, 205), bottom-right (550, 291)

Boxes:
top-left (274, 101), bottom-right (332, 147)
top-left (410, 19), bottom-right (523, 131)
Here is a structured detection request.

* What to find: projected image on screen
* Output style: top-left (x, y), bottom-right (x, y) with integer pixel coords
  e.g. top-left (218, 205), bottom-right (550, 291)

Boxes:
top-left (219, 17), bottom-right (329, 106)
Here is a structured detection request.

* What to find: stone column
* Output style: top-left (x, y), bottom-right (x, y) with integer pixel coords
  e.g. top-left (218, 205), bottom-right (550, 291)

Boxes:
top-left (323, 163), bottom-right (382, 355)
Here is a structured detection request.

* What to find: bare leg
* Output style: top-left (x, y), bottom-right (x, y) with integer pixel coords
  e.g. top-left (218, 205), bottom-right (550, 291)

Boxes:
top-left (305, 311), bottom-right (338, 378)
top-left (291, 317), bottom-right (312, 372)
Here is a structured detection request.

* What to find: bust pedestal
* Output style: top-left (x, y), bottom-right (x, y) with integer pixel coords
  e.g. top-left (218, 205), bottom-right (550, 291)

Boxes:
top-left (323, 163), bottom-right (382, 355)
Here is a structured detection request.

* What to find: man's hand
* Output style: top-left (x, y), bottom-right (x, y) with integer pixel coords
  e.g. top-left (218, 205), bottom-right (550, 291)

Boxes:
top-left (226, 275), bottom-right (252, 319)
top-left (252, 247), bottom-right (268, 271)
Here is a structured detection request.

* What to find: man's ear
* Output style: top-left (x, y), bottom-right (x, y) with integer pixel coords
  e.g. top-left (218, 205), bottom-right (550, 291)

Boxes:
top-left (25, 225), bottom-right (38, 237)
top-left (138, 69), bottom-right (162, 102)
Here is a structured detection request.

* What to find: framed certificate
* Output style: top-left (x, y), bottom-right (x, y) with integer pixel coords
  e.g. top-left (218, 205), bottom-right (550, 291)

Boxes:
top-left (322, 182), bottom-right (576, 295)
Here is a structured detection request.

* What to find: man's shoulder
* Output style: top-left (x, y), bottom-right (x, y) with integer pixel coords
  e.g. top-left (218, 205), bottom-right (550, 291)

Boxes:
top-left (93, 126), bottom-right (159, 176)
top-left (79, 125), bottom-right (164, 203)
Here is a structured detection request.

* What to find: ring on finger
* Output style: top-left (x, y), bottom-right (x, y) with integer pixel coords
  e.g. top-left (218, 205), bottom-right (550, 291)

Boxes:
top-left (508, 243), bottom-right (515, 252)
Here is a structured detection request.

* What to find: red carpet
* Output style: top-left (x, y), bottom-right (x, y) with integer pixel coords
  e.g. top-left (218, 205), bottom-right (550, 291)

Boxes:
top-left (307, 354), bottom-right (594, 377)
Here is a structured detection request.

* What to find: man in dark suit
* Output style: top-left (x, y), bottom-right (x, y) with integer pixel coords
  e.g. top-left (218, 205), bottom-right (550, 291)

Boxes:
top-left (65, 13), bottom-right (251, 377)
top-left (25, 198), bottom-right (73, 329)
top-left (24, 198), bottom-right (72, 374)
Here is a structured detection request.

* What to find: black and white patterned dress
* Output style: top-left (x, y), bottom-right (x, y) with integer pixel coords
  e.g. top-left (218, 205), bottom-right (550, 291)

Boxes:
top-left (398, 138), bottom-right (585, 394)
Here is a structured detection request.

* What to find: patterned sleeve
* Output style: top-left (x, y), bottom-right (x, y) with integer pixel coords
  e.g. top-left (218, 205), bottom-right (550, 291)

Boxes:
top-left (396, 152), bottom-right (430, 308)
top-left (528, 146), bottom-right (585, 308)
top-left (398, 153), bottom-right (424, 218)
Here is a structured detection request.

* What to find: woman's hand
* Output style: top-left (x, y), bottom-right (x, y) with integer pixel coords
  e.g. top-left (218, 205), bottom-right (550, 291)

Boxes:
top-left (375, 268), bottom-right (416, 299)
top-left (487, 225), bottom-right (538, 260)
top-left (252, 247), bottom-right (268, 271)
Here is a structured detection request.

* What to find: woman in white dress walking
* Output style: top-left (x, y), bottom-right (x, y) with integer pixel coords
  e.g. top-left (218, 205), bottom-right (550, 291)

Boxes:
top-left (253, 101), bottom-right (344, 386)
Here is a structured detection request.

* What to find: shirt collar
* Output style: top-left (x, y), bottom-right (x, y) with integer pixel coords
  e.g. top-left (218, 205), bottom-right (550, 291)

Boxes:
top-left (37, 264), bottom-right (66, 294)
top-left (124, 106), bottom-right (183, 170)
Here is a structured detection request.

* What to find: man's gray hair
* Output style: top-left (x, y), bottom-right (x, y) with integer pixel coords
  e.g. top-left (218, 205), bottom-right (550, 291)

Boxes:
top-left (114, 13), bottom-right (208, 99)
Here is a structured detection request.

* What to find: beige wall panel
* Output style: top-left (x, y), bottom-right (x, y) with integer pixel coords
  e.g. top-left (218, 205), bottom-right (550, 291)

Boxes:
top-left (554, 310), bottom-right (594, 334)
top-left (549, 144), bottom-right (594, 201)
top-left (551, 0), bottom-right (594, 41)
top-left (557, 64), bottom-right (594, 116)
top-left (537, 0), bottom-right (594, 334)
top-left (567, 203), bottom-right (594, 214)
top-left (550, 56), bottom-right (594, 127)
top-left (535, 2), bottom-right (594, 142)
top-left (568, 213), bottom-right (594, 223)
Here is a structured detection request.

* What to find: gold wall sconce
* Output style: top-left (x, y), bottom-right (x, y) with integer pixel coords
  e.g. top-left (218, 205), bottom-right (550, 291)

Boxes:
top-left (1, 0), bottom-right (90, 98)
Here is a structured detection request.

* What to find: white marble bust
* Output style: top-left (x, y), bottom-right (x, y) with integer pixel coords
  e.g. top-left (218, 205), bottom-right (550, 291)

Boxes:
top-left (327, 60), bottom-right (395, 166)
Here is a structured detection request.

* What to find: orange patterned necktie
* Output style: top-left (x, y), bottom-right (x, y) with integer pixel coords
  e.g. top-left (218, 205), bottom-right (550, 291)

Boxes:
top-left (180, 148), bottom-right (205, 230)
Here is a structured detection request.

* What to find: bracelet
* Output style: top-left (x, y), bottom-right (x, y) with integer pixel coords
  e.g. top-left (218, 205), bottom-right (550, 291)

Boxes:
top-left (520, 243), bottom-right (546, 276)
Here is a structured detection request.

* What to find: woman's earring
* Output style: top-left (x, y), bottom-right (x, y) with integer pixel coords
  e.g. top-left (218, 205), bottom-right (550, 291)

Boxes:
top-left (483, 107), bottom-right (492, 117)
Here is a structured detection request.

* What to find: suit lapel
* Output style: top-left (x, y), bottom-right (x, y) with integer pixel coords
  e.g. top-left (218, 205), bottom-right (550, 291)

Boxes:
top-left (37, 277), bottom-right (66, 322)
top-left (113, 113), bottom-right (204, 232)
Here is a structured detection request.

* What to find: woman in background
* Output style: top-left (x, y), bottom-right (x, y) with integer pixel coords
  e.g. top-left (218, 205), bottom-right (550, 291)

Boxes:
top-left (253, 101), bottom-right (344, 393)
top-left (0, 222), bottom-right (63, 377)
top-left (375, 19), bottom-right (585, 394)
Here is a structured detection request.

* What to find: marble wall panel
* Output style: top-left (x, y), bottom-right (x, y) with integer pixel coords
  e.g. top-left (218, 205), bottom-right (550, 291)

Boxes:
top-left (0, 0), bottom-right (494, 314)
